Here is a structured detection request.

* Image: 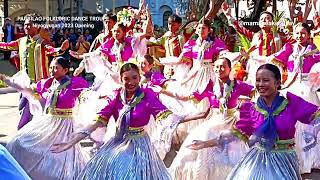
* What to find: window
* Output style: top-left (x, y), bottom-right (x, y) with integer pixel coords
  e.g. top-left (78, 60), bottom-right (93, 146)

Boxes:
top-left (163, 11), bottom-right (172, 28)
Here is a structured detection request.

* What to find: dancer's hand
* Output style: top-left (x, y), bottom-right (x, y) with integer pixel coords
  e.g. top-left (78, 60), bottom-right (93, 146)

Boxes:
top-left (187, 140), bottom-right (208, 150)
top-left (149, 85), bottom-right (163, 93)
top-left (69, 50), bottom-right (81, 59)
top-left (221, 2), bottom-right (231, 17)
top-left (309, 72), bottom-right (320, 90)
top-left (51, 142), bottom-right (74, 153)
top-left (139, 0), bottom-right (146, 10)
top-left (45, 45), bottom-right (55, 54)
top-left (240, 48), bottom-right (249, 59)
top-left (73, 67), bottom-right (83, 76)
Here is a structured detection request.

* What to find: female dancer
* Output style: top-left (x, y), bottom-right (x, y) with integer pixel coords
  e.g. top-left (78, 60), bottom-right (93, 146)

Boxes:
top-left (178, 19), bottom-right (228, 93)
top-left (71, 22), bottom-right (136, 152)
top-left (189, 64), bottom-right (320, 180)
top-left (250, 22), bottom-right (320, 173)
top-left (71, 22), bottom-right (133, 78)
top-left (159, 18), bottom-right (228, 134)
top-left (51, 63), bottom-right (183, 179)
top-left (72, 8), bottom-right (152, 151)
top-left (167, 57), bottom-right (253, 179)
top-left (152, 20), bottom-right (229, 163)
top-left (0, 57), bottom-right (89, 180)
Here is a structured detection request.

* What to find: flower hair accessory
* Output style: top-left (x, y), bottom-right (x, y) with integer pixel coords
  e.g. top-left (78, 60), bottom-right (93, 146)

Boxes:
top-left (117, 8), bottom-right (137, 26)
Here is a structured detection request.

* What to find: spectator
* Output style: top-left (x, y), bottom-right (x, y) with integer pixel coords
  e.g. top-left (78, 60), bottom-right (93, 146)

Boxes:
top-left (2, 17), bottom-right (15, 60)
top-left (69, 34), bottom-right (90, 78)
top-left (68, 28), bottom-right (77, 50)
top-left (84, 29), bottom-right (93, 43)
top-left (14, 24), bottom-right (25, 40)
top-left (76, 35), bottom-right (90, 55)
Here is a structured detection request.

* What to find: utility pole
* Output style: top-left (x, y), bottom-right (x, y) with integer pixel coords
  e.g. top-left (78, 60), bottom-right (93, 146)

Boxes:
top-left (272, 0), bottom-right (277, 15)
top-left (58, 0), bottom-right (64, 16)
top-left (4, 0), bottom-right (8, 18)
top-left (77, 0), bottom-right (83, 32)
top-left (46, 0), bottom-right (49, 19)
top-left (71, 0), bottom-right (74, 30)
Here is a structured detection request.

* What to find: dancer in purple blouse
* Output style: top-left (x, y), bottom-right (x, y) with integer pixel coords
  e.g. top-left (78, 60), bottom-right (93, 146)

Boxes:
top-left (188, 64), bottom-right (320, 180)
top-left (0, 57), bottom-right (89, 180)
top-left (250, 23), bottom-right (320, 172)
top-left (51, 63), bottom-right (183, 179)
top-left (165, 57), bottom-right (253, 179)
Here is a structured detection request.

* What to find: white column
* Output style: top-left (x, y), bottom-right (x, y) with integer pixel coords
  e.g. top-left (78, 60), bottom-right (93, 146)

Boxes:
top-left (46, 0), bottom-right (49, 18)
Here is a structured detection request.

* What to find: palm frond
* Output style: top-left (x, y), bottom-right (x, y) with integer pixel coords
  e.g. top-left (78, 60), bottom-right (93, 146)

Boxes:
top-left (272, 10), bottom-right (285, 32)
top-left (238, 32), bottom-right (251, 51)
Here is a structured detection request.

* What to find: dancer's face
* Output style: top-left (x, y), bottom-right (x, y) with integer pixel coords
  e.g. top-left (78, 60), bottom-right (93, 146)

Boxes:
top-left (168, 20), bottom-right (180, 33)
top-left (121, 69), bottom-right (141, 95)
top-left (214, 58), bottom-right (231, 80)
top-left (104, 18), bottom-right (116, 31)
top-left (112, 26), bottom-right (125, 41)
top-left (259, 13), bottom-right (273, 29)
top-left (294, 26), bottom-right (309, 45)
top-left (255, 69), bottom-right (280, 98)
top-left (49, 60), bottom-right (68, 80)
top-left (196, 23), bottom-right (210, 39)
top-left (24, 19), bottom-right (38, 36)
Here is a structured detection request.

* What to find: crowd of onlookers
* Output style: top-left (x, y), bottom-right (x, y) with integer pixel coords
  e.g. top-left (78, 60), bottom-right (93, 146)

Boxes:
top-left (1, 17), bottom-right (95, 57)
top-left (0, 17), bottom-right (98, 74)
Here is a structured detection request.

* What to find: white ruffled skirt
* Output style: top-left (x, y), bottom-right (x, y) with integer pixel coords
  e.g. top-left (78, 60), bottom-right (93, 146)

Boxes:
top-left (77, 130), bottom-right (171, 180)
top-left (6, 114), bottom-right (89, 180)
top-left (169, 109), bottom-right (248, 180)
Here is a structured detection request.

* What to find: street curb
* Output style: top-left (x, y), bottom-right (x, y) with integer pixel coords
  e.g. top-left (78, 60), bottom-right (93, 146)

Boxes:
top-left (0, 87), bottom-right (17, 94)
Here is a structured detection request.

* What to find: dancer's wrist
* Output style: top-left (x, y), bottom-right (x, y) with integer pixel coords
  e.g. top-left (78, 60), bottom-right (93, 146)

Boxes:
top-left (206, 139), bottom-right (218, 147)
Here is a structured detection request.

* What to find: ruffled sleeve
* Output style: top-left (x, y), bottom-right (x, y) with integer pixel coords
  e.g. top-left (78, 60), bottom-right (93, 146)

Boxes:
top-left (273, 43), bottom-right (293, 66)
top-left (96, 89), bottom-right (120, 125)
top-left (193, 80), bottom-right (214, 102)
top-left (150, 72), bottom-right (168, 87)
top-left (36, 78), bottom-right (54, 98)
top-left (0, 40), bottom-right (19, 51)
top-left (121, 37), bottom-right (134, 62)
top-left (70, 77), bottom-right (89, 97)
top-left (100, 38), bottom-right (114, 56)
top-left (180, 40), bottom-right (195, 62)
top-left (237, 81), bottom-right (254, 97)
top-left (233, 101), bottom-right (261, 142)
top-left (144, 88), bottom-right (171, 121)
top-left (286, 92), bottom-right (319, 124)
top-left (211, 38), bottom-right (228, 56)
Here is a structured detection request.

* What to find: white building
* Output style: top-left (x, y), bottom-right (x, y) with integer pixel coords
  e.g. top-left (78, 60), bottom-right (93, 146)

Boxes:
top-left (0, 0), bottom-right (317, 29)
top-left (0, 0), bottom-right (179, 27)
top-left (102, 0), bottom-right (180, 27)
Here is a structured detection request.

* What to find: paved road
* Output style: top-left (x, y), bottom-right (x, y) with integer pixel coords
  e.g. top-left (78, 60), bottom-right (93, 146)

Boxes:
top-left (0, 92), bottom-right (319, 179)
top-left (0, 92), bottom-right (19, 145)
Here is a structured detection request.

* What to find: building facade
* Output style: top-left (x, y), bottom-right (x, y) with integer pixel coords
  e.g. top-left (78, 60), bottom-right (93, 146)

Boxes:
top-left (0, 0), bottom-right (180, 27)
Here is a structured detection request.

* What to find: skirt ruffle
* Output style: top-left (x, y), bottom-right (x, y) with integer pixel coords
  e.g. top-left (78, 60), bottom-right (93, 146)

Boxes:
top-left (77, 133), bottom-right (171, 180)
top-left (227, 147), bottom-right (301, 180)
top-left (170, 112), bottom-right (248, 180)
top-left (6, 115), bottom-right (88, 180)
